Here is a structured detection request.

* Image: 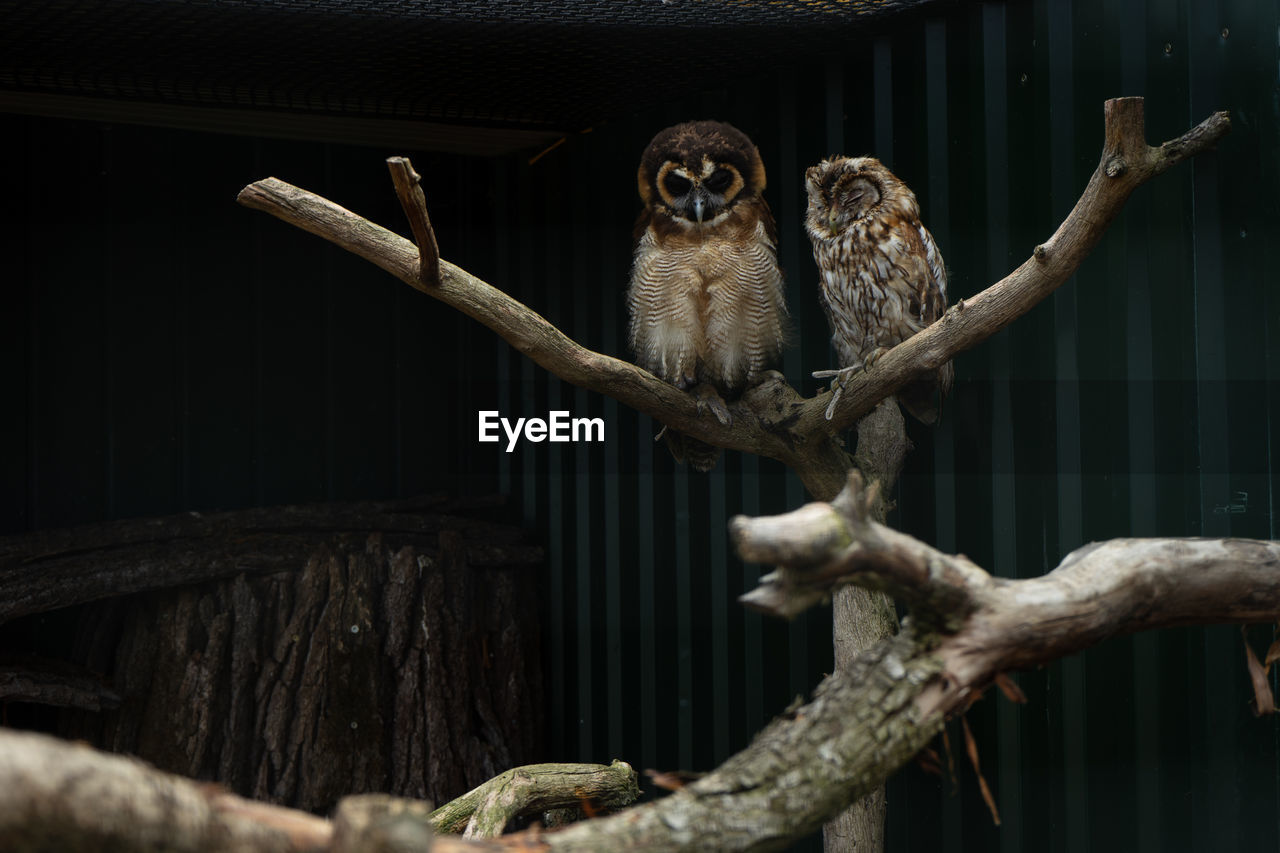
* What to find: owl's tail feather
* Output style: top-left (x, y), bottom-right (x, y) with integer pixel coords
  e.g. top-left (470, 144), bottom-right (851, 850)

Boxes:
top-left (665, 431), bottom-right (721, 472)
top-left (898, 361), bottom-right (955, 425)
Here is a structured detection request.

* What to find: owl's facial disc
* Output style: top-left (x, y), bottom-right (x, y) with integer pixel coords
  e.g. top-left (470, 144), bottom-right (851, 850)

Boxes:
top-left (827, 174), bottom-right (881, 233)
top-left (656, 160), bottom-right (743, 224)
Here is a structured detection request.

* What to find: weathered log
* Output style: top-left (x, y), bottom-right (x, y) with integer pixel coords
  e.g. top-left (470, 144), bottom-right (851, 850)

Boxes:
top-left (0, 494), bottom-right (542, 625)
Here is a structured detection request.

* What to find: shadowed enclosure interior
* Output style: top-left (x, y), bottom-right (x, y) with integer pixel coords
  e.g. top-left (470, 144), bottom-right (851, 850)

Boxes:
top-left (1, 0), bottom-right (1278, 850)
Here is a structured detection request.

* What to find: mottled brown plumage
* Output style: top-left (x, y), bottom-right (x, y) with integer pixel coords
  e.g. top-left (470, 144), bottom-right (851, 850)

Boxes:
top-left (804, 156), bottom-right (953, 423)
top-left (628, 120), bottom-right (789, 471)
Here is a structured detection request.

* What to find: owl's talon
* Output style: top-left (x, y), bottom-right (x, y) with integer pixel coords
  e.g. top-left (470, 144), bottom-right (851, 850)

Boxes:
top-left (815, 365), bottom-right (863, 421)
top-left (691, 383), bottom-right (732, 426)
top-left (824, 387), bottom-right (843, 421)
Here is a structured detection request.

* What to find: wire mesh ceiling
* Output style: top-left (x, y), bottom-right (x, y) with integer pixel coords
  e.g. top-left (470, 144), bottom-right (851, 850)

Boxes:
top-left (0, 0), bottom-right (943, 147)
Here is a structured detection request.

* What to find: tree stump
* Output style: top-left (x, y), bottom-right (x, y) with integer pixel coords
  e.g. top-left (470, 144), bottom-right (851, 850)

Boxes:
top-left (9, 498), bottom-right (546, 814)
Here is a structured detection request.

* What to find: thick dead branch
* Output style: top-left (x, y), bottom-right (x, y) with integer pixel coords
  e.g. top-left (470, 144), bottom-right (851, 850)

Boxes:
top-left (6, 504), bottom-right (1276, 853)
top-left (824, 398), bottom-right (906, 850)
top-left (237, 97), bottom-right (1228, 503)
top-left (535, 494), bottom-right (1280, 852)
top-left (429, 761), bottom-right (638, 838)
top-left (0, 729), bottom-right (513, 853)
top-left (736, 471), bottom-right (987, 624)
top-left (0, 728), bottom-right (329, 852)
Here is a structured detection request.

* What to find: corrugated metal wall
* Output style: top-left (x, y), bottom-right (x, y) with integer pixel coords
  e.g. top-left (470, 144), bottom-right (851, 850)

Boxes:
top-left (2, 0), bottom-right (1278, 850)
top-left (490, 1), bottom-right (1280, 850)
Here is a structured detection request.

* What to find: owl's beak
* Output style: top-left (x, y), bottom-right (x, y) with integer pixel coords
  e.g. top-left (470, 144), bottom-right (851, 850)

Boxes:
top-left (692, 193), bottom-right (706, 223)
top-left (827, 210), bottom-right (840, 235)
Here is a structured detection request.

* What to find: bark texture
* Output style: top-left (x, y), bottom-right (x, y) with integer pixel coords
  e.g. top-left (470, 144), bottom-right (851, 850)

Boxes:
top-left (429, 761), bottom-right (639, 838)
top-left (825, 398), bottom-right (907, 850)
top-left (2, 490), bottom-right (1276, 851)
top-left (25, 498), bottom-right (547, 815)
top-left (0, 495), bottom-right (541, 624)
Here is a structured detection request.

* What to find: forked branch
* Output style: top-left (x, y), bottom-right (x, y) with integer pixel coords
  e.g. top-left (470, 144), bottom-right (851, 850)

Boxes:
top-left (7, 477), bottom-right (1275, 851)
top-left (236, 97), bottom-right (1229, 501)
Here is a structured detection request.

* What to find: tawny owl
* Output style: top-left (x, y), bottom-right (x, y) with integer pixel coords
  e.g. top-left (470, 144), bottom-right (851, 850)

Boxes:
top-left (628, 120), bottom-right (789, 471)
top-left (804, 156), bottom-right (953, 423)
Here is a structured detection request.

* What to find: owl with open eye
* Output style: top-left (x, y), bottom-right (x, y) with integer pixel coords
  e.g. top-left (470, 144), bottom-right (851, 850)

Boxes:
top-left (804, 156), bottom-right (953, 423)
top-left (628, 120), bottom-right (789, 471)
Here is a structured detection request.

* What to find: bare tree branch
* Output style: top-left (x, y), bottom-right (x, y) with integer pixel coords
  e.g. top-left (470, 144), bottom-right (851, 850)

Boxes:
top-left (212, 97), bottom-right (1241, 852)
top-left (531, 483), bottom-right (1280, 852)
top-left (804, 98), bottom-right (1232, 433)
top-left (235, 175), bottom-right (833, 486)
top-left (0, 728), bottom-right (330, 852)
top-left (237, 97), bottom-right (1228, 503)
top-left (8, 476), bottom-right (1274, 852)
top-left (428, 761), bottom-right (638, 838)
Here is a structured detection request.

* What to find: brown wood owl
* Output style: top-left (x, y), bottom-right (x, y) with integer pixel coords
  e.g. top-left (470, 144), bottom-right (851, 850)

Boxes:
top-left (628, 120), bottom-right (789, 471)
top-left (804, 156), bottom-right (954, 423)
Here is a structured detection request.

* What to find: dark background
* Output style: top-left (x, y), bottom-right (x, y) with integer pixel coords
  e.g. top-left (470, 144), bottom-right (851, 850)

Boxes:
top-left (2, 0), bottom-right (1278, 850)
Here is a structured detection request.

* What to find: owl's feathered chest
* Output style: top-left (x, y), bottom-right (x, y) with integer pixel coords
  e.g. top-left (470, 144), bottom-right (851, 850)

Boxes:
top-left (809, 215), bottom-right (936, 360)
top-left (627, 204), bottom-right (788, 392)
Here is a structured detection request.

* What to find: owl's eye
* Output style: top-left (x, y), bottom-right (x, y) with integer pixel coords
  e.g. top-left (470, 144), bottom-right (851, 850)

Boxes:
top-left (704, 168), bottom-right (734, 194)
top-left (664, 174), bottom-right (692, 196)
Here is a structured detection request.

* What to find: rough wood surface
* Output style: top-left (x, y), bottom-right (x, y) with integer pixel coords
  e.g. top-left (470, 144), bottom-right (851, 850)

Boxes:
top-left (1, 503), bottom-right (1275, 850)
top-left (0, 728), bottom-right (326, 853)
top-left (31, 497), bottom-right (547, 815)
top-left (61, 528), bottom-right (542, 814)
top-left (0, 729), bottom-right (515, 853)
top-left (825, 399), bottom-right (906, 850)
top-left (428, 761), bottom-right (638, 838)
top-left (0, 662), bottom-right (121, 711)
top-left (0, 494), bottom-right (541, 625)
top-left (386, 155), bottom-right (441, 287)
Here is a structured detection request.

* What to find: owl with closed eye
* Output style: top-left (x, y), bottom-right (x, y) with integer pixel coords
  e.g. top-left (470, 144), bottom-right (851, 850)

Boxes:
top-left (804, 156), bottom-right (953, 423)
top-left (628, 120), bottom-right (789, 471)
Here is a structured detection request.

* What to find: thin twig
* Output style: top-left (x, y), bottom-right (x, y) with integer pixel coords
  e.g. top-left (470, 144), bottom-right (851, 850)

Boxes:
top-left (386, 156), bottom-right (441, 287)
